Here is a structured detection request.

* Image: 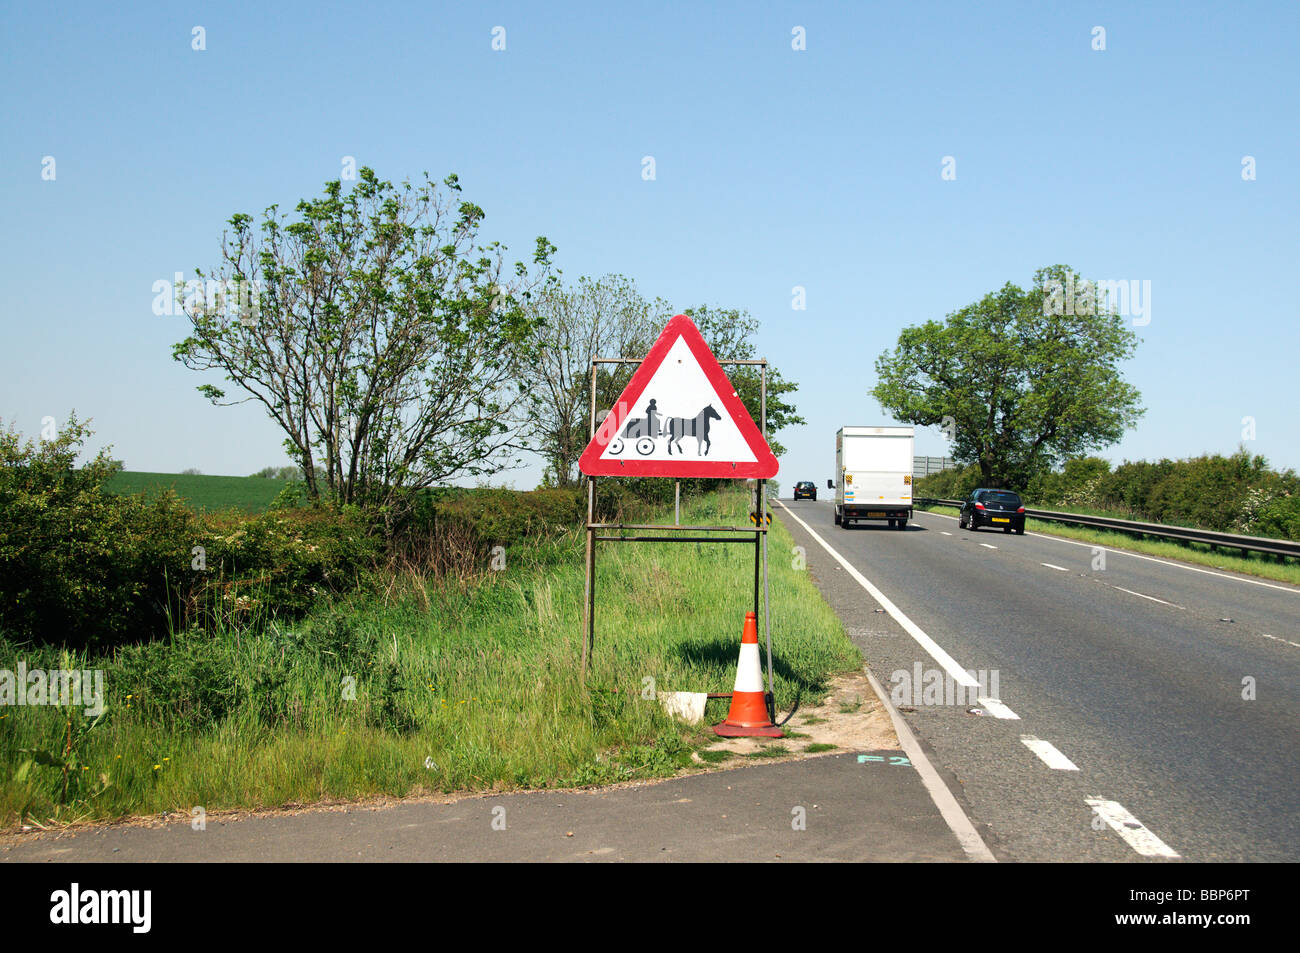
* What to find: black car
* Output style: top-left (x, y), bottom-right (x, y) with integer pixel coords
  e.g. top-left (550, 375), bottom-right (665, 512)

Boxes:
top-left (960, 488), bottom-right (1026, 534)
top-left (793, 481), bottom-right (817, 501)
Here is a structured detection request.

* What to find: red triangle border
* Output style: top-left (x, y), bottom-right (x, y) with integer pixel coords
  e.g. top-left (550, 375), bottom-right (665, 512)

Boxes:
top-left (577, 314), bottom-right (779, 479)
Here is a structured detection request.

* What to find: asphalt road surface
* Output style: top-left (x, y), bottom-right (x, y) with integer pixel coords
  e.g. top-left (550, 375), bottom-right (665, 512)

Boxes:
top-left (776, 499), bottom-right (1300, 862)
top-left (1, 752), bottom-right (966, 863)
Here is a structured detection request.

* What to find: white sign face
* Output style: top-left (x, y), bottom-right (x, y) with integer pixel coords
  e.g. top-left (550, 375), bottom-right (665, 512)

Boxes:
top-left (598, 336), bottom-right (758, 464)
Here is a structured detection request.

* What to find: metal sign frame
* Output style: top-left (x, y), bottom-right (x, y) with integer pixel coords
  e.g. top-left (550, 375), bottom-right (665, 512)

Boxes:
top-left (580, 355), bottom-right (775, 705)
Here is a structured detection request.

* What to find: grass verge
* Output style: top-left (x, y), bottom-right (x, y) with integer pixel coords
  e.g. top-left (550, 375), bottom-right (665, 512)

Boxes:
top-left (1, 488), bottom-right (860, 829)
top-left (920, 505), bottom-right (1300, 586)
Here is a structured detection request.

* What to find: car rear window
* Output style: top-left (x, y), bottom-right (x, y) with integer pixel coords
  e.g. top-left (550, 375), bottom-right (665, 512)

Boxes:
top-left (982, 491), bottom-right (1022, 505)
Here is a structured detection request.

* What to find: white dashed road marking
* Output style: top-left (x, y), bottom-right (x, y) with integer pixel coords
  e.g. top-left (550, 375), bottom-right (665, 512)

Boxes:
top-left (1086, 798), bottom-right (1181, 858)
top-left (979, 543), bottom-right (997, 550)
top-left (1021, 735), bottom-right (1079, 770)
top-left (1260, 633), bottom-right (1300, 649)
top-left (1040, 563), bottom-right (1069, 572)
top-left (1112, 586), bottom-right (1184, 609)
top-left (977, 697), bottom-right (1020, 719)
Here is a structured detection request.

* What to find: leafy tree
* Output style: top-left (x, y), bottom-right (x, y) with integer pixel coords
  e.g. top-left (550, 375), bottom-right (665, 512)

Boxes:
top-left (173, 168), bottom-right (556, 516)
top-left (872, 265), bottom-right (1143, 488)
top-left (521, 275), bottom-right (666, 487)
top-left (683, 305), bottom-right (803, 458)
top-left (250, 465), bottom-right (304, 481)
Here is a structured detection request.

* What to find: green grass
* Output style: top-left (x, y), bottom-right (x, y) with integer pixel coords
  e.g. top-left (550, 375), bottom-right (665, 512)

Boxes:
top-left (695, 749), bottom-right (735, 764)
top-left (921, 505), bottom-right (1300, 585)
top-left (804, 743), bottom-right (837, 753)
top-left (0, 489), bottom-right (860, 828)
top-left (107, 470), bottom-right (293, 512)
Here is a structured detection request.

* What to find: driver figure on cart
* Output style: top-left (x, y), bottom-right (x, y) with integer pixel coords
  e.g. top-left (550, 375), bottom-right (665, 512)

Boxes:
top-left (643, 399), bottom-right (660, 439)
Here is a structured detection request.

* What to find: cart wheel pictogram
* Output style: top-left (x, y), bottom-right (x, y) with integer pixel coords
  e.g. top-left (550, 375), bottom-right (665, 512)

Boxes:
top-left (608, 438), bottom-right (624, 455)
top-left (635, 437), bottom-right (655, 455)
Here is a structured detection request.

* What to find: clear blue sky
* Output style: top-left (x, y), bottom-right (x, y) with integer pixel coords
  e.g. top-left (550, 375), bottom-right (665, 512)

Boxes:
top-left (3, 1), bottom-right (1297, 488)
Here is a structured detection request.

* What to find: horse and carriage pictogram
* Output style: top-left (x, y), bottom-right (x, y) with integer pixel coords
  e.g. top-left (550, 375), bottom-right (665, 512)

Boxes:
top-left (607, 398), bottom-right (724, 456)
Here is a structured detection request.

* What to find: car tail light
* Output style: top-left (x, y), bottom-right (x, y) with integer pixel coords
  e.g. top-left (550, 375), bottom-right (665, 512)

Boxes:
top-left (1017, 506), bottom-right (1025, 514)
top-left (974, 502), bottom-right (985, 510)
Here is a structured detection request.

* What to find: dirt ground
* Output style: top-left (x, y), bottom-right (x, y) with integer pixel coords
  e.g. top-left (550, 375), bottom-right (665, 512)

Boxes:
top-left (692, 668), bottom-right (898, 762)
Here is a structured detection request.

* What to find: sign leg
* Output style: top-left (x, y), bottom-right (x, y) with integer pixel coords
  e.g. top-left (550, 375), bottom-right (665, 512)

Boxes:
top-left (582, 476), bottom-right (596, 681)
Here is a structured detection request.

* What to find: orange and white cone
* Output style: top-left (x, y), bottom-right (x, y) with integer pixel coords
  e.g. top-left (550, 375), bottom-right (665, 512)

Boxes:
top-left (713, 611), bottom-right (783, 738)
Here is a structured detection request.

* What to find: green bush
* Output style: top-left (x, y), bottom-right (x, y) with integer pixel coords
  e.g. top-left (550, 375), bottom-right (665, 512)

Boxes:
top-left (917, 450), bottom-right (1300, 541)
top-left (1251, 493), bottom-right (1300, 540)
top-left (0, 416), bottom-right (197, 648)
top-left (914, 463), bottom-right (981, 501)
top-left (190, 506), bottom-right (382, 626)
top-left (0, 417), bottom-right (383, 648)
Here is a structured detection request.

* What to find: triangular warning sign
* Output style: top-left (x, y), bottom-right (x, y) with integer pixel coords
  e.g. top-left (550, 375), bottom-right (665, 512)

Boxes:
top-left (578, 314), bottom-right (779, 478)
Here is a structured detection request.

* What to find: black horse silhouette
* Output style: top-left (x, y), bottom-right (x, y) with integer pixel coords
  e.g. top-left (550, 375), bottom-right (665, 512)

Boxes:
top-left (664, 404), bottom-right (723, 455)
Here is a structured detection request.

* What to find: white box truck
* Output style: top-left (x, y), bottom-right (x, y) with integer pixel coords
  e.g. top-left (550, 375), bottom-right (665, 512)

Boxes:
top-left (833, 426), bottom-right (914, 529)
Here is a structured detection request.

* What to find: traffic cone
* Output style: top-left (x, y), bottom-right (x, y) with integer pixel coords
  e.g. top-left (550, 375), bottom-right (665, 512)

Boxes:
top-left (713, 611), bottom-right (783, 738)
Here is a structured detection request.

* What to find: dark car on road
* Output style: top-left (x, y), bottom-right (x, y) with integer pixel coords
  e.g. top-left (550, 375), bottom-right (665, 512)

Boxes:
top-left (960, 488), bottom-right (1026, 534)
top-left (793, 481), bottom-right (817, 500)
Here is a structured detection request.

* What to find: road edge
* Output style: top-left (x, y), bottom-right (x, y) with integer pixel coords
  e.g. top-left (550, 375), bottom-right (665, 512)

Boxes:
top-left (773, 500), bottom-right (997, 863)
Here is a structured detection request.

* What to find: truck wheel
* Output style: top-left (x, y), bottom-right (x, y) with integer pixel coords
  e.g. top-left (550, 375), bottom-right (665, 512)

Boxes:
top-left (833, 508), bottom-right (841, 525)
top-left (897, 519), bottom-right (907, 530)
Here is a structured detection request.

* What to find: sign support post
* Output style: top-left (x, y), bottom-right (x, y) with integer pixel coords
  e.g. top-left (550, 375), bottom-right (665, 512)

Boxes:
top-left (578, 315), bottom-right (779, 703)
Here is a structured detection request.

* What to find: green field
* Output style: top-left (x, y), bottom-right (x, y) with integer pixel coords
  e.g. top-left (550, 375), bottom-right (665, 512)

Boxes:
top-left (1, 488), bottom-right (860, 828)
top-left (107, 470), bottom-right (294, 512)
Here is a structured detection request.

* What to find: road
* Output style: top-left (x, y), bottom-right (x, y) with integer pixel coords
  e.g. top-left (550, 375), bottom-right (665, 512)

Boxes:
top-left (775, 499), bottom-right (1300, 862)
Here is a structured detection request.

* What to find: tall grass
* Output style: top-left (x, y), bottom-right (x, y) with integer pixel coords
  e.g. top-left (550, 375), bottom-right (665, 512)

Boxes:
top-left (0, 488), bottom-right (858, 827)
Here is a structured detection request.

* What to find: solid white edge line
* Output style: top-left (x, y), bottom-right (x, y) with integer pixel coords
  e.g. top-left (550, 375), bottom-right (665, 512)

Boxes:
top-left (913, 509), bottom-right (1300, 594)
top-left (977, 697), bottom-right (1020, 719)
top-left (864, 667), bottom-right (997, 863)
top-left (774, 500), bottom-right (980, 688)
top-left (1020, 735), bottom-right (1080, 771)
top-left (1085, 797), bottom-right (1181, 858)
top-left (1040, 563), bottom-right (1069, 572)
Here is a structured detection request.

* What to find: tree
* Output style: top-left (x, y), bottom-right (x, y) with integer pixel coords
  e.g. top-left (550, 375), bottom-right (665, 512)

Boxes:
top-left (521, 275), bottom-right (666, 487)
top-left (682, 305), bottom-right (804, 458)
top-left (250, 465), bottom-right (304, 481)
top-left (871, 265), bottom-right (1144, 488)
top-left (173, 168), bottom-right (556, 515)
